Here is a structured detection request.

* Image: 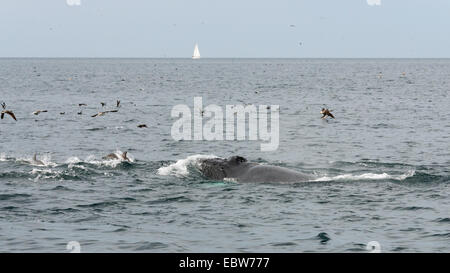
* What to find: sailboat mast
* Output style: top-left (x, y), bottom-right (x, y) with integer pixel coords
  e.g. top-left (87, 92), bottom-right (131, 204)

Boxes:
top-left (192, 43), bottom-right (201, 59)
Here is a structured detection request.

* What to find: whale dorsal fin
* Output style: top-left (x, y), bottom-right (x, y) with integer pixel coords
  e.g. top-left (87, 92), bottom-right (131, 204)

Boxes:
top-left (122, 151), bottom-right (129, 161)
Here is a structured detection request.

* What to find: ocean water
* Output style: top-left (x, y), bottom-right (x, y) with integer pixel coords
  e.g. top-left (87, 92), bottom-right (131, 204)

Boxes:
top-left (0, 58), bottom-right (449, 252)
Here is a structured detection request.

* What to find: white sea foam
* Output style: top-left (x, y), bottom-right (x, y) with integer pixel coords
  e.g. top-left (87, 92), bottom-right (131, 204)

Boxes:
top-left (66, 157), bottom-right (82, 164)
top-left (30, 168), bottom-right (62, 182)
top-left (314, 170), bottom-right (415, 182)
top-left (65, 157), bottom-right (87, 169)
top-left (157, 154), bottom-right (218, 177)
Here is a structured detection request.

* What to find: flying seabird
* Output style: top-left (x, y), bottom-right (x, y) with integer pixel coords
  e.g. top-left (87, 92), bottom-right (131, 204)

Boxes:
top-left (33, 110), bottom-right (48, 115)
top-left (116, 100), bottom-right (121, 108)
top-left (320, 108), bottom-right (335, 119)
top-left (1, 103), bottom-right (17, 121)
top-left (1, 110), bottom-right (16, 121)
top-left (91, 109), bottom-right (118, 118)
top-left (137, 124), bottom-right (148, 128)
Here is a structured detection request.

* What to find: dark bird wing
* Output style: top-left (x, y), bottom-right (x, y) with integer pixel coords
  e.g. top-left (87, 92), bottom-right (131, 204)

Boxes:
top-left (328, 113), bottom-right (335, 119)
top-left (107, 110), bottom-right (118, 113)
top-left (91, 113), bottom-right (99, 117)
top-left (5, 111), bottom-right (17, 121)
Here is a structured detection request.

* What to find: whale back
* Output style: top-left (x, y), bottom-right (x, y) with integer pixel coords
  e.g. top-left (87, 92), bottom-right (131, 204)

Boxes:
top-left (199, 158), bottom-right (227, 180)
top-left (199, 156), bottom-right (314, 183)
top-left (238, 165), bottom-right (314, 183)
top-left (199, 156), bottom-right (257, 181)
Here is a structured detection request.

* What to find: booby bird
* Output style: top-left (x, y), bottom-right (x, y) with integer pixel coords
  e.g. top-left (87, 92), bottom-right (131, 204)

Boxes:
top-left (33, 110), bottom-right (48, 115)
top-left (320, 108), bottom-right (335, 119)
top-left (91, 109), bottom-right (118, 118)
top-left (137, 124), bottom-right (148, 128)
top-left (116, 100), bottom-right (120, 108)
top-left (1, 103), bottom-right (17, 121)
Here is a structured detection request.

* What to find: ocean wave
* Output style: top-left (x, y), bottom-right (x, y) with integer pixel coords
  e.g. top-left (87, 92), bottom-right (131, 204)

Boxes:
top-left (0, 151), bottom-right (134, 168)
top-left (0, 151), bottom-right (137, 182)
top-left (29, 168), bottom-right (91, 182)
top-left (19, 154), bottom-right (57, 167)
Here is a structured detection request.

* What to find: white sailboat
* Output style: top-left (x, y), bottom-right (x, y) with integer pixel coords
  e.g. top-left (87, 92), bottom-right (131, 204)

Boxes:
top-left (192, 43), bottom-right (201, 59)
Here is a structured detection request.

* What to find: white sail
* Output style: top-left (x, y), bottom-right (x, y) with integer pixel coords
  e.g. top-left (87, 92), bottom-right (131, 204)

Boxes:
top-left (192, 43), bottom-right (201, 59)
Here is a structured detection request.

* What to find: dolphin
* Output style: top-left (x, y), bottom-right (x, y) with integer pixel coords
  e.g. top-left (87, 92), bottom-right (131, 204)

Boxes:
top-left (198, 156), bottom-right (315, 183)
top-left (103, 151), bottom-right (131, 162)
top-left (32, 154), bottom-right (45, 166)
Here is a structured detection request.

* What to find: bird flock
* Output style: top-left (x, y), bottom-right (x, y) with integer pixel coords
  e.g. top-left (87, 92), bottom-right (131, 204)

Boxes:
top-left (0, 99), bottom-right (148, 128)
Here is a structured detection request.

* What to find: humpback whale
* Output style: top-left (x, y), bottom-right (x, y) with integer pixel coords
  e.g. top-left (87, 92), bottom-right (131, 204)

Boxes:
top-left (199, 156), bottom-right (314, 183)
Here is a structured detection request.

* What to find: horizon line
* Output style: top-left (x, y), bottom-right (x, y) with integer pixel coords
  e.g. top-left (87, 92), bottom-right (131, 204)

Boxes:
top-left (1, 57), bottom-right (450, 59)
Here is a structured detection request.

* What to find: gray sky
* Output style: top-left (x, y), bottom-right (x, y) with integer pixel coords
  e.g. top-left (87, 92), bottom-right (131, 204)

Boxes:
top-left (1, 0), bottom-right (450, 58)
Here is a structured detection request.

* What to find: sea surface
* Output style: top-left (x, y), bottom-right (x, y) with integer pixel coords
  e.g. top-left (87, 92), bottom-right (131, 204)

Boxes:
top-left (0, 58), bottom-right (449, 252)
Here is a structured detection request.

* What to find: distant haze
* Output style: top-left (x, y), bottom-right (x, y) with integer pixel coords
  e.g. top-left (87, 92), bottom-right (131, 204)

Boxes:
top-left (1, 0), bottom-right (450, 58)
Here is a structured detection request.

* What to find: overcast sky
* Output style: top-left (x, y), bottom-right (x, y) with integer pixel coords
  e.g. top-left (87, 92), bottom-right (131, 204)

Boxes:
top-left (1, 0), bottom-right (450, 58)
